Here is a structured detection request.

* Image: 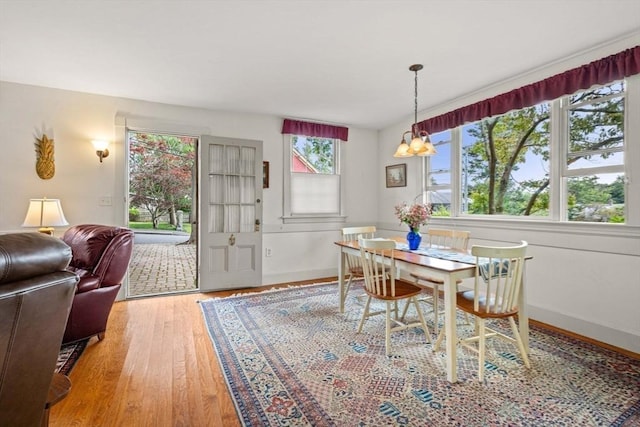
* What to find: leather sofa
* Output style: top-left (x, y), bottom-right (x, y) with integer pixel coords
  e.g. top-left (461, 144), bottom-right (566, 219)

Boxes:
top-left (0, 232), bottom-right (78, 426)
top-left (61, 224), bottom-right (134, 344)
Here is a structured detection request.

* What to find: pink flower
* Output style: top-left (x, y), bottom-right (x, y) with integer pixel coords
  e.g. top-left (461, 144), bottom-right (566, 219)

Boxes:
top-left (394, 202), bottom-right (432, 231)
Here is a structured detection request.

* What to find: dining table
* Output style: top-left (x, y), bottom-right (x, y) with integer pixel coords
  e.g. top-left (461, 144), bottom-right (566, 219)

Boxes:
top-left (335, 237), bottom-right (531, 383)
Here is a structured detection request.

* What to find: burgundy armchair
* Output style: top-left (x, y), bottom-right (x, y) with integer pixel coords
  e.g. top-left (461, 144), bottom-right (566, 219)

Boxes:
top-left (61, 224), bottom-right (134, 344)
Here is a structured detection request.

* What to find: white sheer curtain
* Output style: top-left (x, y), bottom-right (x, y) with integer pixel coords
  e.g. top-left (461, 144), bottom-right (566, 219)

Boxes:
top-left (208, 144), bottom-right (257, 233)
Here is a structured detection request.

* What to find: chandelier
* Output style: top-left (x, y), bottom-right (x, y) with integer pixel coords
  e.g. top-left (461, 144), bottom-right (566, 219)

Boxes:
top-left (393, 64), bottom-right (437, 157)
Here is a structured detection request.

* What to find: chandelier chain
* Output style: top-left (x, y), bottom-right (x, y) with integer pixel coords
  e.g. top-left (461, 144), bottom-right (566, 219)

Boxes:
top-left (414, 68), bottom-right (418, 132)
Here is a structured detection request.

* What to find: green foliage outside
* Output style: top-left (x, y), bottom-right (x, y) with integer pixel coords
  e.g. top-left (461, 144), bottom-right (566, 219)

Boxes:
top-left (431, 205), bottom-right (451, 217)
top-left (129, 207), bottom-right (140, 222)
top-left (292, 136), bottom-right (335, 173)
top-left (129, 132), bottom-right (196, 229)
top-left (462, 82), bottom-right (625, 222)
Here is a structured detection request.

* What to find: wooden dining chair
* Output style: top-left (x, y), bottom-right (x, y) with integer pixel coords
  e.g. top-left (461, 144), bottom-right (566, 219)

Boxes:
top-left (401, 228), bottom-right (471, 335)
top-left (434, 241), bottom-right (531, 382)
top-left (357, 237), bottom-right (431, 356)
top-left (341, 226), bottom-right (376, 300)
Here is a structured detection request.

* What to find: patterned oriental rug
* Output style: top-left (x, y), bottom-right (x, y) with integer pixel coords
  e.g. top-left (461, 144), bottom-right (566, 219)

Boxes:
top-left (199, 282), bottom-right (640, 426)
top-left (56, 339), bottom-right (89, 375)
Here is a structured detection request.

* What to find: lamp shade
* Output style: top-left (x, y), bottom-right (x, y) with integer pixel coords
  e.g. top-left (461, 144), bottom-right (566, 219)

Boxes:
top-left (22, 198), bottom-right (69, 229)
top-left (91, 140), bottom-right (109, 151)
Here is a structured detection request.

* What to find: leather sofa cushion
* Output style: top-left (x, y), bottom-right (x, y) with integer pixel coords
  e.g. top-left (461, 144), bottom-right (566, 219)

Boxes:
top-left (0, 233), bottom-right (72, 285)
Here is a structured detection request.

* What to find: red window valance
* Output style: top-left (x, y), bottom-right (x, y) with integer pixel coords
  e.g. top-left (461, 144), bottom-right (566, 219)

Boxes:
top-left (418, 46), bottom-right (640, 134)
top-left (282, 119), bottom-right (349, 141)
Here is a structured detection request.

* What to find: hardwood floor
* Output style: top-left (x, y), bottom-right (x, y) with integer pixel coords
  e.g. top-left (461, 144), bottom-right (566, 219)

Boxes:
top-left (50, 279), bottom-right (335, 427)
top-left (50, 277), bottom-right (639, 426)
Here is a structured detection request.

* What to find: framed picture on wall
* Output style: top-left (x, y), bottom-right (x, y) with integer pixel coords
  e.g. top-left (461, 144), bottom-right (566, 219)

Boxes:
top-left (263, 161), bottom-right (269, 188)
top-left (385, 163), bottom-right (406, 188)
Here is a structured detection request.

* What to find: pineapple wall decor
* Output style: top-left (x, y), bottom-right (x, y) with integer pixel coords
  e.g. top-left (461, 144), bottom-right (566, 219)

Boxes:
top-left (35, 134), bottom-right (55, 179)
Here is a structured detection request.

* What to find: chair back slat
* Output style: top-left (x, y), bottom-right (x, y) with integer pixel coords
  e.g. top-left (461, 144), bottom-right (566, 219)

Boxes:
top-left (472, 241), bottom-right (527, 315)
top-left (359, 237), bottom-right (396, 298)
top-left (342, 226), bottom-right (376, 274)
top-left (427, 228), bottom-right (470, 251)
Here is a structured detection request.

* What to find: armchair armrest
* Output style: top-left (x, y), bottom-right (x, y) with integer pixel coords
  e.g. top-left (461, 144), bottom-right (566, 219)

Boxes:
top-left (76, 275), bottom-right (101, 293)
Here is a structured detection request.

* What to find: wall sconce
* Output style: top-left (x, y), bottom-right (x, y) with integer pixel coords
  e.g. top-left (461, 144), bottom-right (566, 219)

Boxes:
top-left (22, 198), bottom-right (69, 235)
top-left (92, 140), bottom-right (110, 163)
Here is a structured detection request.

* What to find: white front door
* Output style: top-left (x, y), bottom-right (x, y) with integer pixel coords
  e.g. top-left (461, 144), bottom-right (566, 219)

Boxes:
top-left (199, 135), bottom-right (263, 291)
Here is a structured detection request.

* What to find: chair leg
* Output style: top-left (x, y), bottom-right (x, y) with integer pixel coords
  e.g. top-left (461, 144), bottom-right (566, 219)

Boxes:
top-left (344, 274), bottom-right (354, 299)
top-left (357, 296), bottom-right (372, 333)
top-left (431, 284), bottom-right (440, 336)
top-left (509, 317), bottom-right (531, 368)
top-left (463, 312), bottom-right (471, 325)
top-left (433, 327), bottom-right (445, 352)
top-left (478, 319), bottom-right (486, 382)
top-left (399, 299), bottom-right (411, 320)
top-left (385, 301), bottom-right (392, 356)
top-left (411, 297), bottom-right (431, 343)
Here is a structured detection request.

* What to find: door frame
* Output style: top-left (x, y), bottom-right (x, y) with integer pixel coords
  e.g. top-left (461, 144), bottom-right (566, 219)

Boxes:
top-left (115, 114), bottom-right (209, 299)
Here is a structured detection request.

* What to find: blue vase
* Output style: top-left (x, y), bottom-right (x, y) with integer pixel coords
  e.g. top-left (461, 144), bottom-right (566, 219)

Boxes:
top-left (407, 228), bottom-right (422, 250)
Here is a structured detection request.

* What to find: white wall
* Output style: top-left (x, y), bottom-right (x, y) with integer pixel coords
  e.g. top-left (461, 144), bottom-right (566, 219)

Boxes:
top-left (376, 35), bottom-right (640, 354)
top-left (0, 81), bottom-right (378, 286)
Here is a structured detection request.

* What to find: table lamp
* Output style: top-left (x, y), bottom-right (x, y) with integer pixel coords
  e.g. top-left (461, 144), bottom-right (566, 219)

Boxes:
top-left (22, 198), bottom-right (69, 235)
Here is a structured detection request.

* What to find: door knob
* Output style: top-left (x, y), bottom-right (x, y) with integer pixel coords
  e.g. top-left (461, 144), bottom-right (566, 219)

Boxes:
top-left (229, 234), bottom-right (236, 246)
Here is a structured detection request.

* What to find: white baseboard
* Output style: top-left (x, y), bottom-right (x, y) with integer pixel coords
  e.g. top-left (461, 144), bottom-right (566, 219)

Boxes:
top-left (262, 269), bottom-right (337, 286)
top-left (528, 305), bottom-right (640, 354)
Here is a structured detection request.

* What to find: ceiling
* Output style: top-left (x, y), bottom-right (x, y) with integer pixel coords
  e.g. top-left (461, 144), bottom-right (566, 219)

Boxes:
top-left (1, 0), bottom-right (639, 130)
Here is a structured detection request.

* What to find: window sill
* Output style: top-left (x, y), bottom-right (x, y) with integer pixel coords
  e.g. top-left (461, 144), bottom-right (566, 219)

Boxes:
top-left (282, 215), bottom-right (347, 224)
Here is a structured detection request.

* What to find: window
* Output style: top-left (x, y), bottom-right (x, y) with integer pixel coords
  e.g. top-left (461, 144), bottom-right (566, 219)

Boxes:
top-left (563, 82), bottom-right (625, 222)
top-left (426, 130), bottom-right (453, 217)
top-left (425, 79), bottom-right (630, 223)
top-left (418, 47), bottom-right (637, 224)
top-left (283, 135), bottom-right (343, 222)
top-left (460, 103), bottom-right (551, 217)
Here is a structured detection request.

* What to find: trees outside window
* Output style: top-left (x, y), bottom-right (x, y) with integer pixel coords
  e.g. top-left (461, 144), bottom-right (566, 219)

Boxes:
top-left (128, 132), bottom-right (197, 229)
top-left (564, 82), bottom-right (625, 222)
top-left (441, 80), bottom-right (627, 223)
top-left (462, 103), bottom-right (551, 217)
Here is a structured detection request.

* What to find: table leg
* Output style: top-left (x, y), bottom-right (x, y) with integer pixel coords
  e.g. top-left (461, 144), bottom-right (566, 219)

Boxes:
top-left (338, 248), bottom-right (346, 313)
top-left (519, 263), bottom-right (530, 354)
top-left (443, 274), bottom-right (457, 383)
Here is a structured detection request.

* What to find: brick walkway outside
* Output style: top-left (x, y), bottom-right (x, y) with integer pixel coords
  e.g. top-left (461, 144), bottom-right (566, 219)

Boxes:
top-left (128, 240), bottom-right (197, 297)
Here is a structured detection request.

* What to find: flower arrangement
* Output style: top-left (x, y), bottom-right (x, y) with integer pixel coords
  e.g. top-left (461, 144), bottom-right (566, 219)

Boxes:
top-left (394, 202), bottom-right (432, 232)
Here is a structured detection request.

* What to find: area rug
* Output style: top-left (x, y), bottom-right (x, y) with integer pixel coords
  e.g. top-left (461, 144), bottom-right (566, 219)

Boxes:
top-left (55, 339), bottom-right (89, 375)
top-left (199, 282), bottom-right (640, 426)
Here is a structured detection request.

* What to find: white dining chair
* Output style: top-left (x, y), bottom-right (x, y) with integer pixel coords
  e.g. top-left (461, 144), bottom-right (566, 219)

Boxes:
top-left (341, 226), bottom-right (376, 300)
top-left (434, 241), bottom-right (531, 382)
top-left (357, 237), bottom-right (431, 357)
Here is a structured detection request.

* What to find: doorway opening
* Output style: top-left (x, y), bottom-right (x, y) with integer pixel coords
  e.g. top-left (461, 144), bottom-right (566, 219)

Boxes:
top-left (126, 131), bottom-right (198, 298)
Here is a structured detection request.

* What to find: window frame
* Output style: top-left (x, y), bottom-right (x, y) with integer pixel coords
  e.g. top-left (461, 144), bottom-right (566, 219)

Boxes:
top-left (423, 76), bottom-right (635, 225)
top-left (282, 133), bottom-right (346, 224)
